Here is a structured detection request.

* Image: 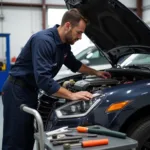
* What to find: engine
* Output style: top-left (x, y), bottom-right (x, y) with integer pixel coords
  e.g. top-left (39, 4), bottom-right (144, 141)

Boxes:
top-left (62, 76), bottom-right (119, 93)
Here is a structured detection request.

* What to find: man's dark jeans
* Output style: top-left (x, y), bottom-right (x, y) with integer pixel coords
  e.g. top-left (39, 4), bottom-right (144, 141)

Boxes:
top-left (2, 78), bottom-right (38, 150)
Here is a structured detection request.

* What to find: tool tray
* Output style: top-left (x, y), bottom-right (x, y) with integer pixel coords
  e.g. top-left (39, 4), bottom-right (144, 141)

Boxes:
top-left (20, 105), bottom-right (138, 150)
top-left (35, 128), bottom-right (138, 150)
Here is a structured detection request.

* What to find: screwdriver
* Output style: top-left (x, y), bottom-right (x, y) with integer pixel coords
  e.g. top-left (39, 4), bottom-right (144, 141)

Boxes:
top-left (65, 133), bottom-right (98, 137)
top-left (52, 139), bottom-right (80, 146)
top-left (50, 136), bottom-right (82, 142)
top-left (77, 126), bottom-right (126, 139)
top-left (63, 139), bottom-right (108, 150)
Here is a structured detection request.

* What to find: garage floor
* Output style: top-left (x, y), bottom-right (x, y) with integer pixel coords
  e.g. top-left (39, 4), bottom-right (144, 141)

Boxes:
top-left (0, 96), bottom-right (3, 150)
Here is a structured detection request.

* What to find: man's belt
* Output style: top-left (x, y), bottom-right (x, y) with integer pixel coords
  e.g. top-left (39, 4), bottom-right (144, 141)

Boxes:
top-left (8, 75), bottom-right (30, 88)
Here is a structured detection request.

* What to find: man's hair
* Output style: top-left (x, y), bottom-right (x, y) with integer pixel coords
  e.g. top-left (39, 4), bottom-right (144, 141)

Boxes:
top-left (61, 8), bottom-right (87, 27)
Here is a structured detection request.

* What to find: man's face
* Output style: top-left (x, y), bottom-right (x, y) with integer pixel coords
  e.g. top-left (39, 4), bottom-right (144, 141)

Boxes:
top-left (65, 19), bottom-right (86, 45)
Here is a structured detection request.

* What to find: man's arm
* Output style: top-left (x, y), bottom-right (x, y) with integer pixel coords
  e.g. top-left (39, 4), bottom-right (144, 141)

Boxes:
top-left (78, 64), bottom-right (111, 79)
top-left (32, 38), bottom-right (92, 101)
top-left (63, 49), bottom-right (111, 79)
top-left (53, 64), bottom-right (111, 100)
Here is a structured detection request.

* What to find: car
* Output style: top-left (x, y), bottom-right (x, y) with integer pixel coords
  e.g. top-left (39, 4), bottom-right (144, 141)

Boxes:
top-left (37, 0), bottom-right (150, 149)
top-left (55, 45), bottom-right (111, 80)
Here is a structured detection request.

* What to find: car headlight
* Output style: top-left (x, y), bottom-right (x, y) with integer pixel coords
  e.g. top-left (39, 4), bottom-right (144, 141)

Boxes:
top-left (55, 92), bottom-right (103, 119)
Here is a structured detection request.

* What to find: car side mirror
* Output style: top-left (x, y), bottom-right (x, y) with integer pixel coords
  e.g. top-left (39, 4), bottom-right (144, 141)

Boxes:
top-left (81, 59), bottom-right (90, 65)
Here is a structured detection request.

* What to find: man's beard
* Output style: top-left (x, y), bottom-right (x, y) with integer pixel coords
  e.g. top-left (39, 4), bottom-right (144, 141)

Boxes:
top-left (65, 31), bottom-right (78, 45)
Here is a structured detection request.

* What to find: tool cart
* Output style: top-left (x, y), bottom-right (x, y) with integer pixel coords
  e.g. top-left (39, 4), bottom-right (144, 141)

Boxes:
top-left (20, 104), bottom-right (138, 150)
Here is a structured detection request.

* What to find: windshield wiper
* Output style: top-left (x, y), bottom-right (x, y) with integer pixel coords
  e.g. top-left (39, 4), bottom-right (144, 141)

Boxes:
top-left (124, 65), bottom-right (150, 71)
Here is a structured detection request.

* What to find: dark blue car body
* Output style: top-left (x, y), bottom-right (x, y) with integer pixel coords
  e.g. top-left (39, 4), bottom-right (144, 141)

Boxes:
top-left (49, 69), bottom-right (150, 131)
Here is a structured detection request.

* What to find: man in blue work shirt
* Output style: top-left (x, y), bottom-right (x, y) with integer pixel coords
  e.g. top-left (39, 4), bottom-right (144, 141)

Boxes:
top-left (2, 9), bottom-right (111, 150)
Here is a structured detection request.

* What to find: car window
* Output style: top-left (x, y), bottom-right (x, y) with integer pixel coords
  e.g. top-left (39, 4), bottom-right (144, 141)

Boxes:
top-left (120, 54), bottom-right (150, 67)
top-left (76, 47), bottom-right (94, 60)
top-left (76, 47), bottom-right (109, 66)
top-left (86, 50), bottom-right (99, 59)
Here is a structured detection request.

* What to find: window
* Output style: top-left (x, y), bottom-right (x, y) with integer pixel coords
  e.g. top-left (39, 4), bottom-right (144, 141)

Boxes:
top-left (76, 46), bottom-right (108, 66)
top-left (87, 50), bottom-right (99, 59)
top-left (48, 8), bottom-right (67, 28)
top-left (120, 54), bottom-right (150, 67)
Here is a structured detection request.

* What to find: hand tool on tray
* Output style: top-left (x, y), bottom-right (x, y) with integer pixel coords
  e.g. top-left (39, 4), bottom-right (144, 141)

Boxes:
top-left (46, 126), bottom-right (72, 137)
top-left (63, 138), bottom-right (109, 149)
top-left (65, 133), bottom-right (98, 137)
top-left (52, 139), bottom-right (80, 146)
top-left (50, 136), bottom-right (82, 142)
top-left (77, 126), bottom-right (126, 139)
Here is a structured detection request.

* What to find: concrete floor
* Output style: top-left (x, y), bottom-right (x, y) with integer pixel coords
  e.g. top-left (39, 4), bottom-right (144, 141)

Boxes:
top-left (0, 96), bottom-right (3, 150)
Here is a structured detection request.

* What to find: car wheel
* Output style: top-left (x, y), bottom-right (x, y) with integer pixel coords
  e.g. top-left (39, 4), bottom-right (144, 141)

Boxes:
top-left (128, 120), bottom-right (150, 150)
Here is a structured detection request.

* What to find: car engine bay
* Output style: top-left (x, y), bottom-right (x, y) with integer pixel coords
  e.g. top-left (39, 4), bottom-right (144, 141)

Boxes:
top-left (62, 77), bottom-right (118, 93)
top-left (60, 68), bottom-right (149, 93)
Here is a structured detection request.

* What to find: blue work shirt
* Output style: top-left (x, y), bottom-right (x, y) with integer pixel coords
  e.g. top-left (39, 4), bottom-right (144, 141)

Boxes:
top-left (10, 25), bottom-right (82, 95)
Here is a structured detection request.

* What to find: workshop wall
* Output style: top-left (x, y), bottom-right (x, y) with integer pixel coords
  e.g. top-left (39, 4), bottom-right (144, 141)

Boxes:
top-left (47, 0), bottom-right (65, 5)
top-left (0, 0), bottom-right (137, 60)
top-left (0, 6), bottom-right (42, 58)
top-left (143, 0), bottom-right (150, 26)
top-left (119, 0), bottom-right (136, 8)
top-left (2, 0), bottom-right (41, 3)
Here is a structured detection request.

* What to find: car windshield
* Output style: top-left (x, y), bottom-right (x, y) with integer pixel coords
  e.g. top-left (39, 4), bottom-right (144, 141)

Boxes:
top-left (119, 54), bottom-right (150, 67)
top-left (76, 47), bottom-right (95, 60)
top-left (74, 46), bottom-right (110, 69)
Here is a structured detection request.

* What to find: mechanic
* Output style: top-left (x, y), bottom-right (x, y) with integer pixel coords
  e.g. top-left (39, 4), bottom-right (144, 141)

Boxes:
top-left (1, 9), bottom-right (111, 150)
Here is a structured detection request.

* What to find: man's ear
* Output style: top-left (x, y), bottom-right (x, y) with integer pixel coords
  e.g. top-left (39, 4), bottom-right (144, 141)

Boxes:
top-left (65, 22), bottom-right (71, 30)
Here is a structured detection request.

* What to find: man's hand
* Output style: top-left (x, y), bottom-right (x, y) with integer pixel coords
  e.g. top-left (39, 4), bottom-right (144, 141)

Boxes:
top-left (53, 87), bottom-right (93, 101)
top-left (70, 91), bottom-right (92, 100)
top-left (70, 91), bottom-right (93, 101)
top-left (79, 64), bottom-right (111, 79)
top-left (96, 71), bottom-right (111, 79)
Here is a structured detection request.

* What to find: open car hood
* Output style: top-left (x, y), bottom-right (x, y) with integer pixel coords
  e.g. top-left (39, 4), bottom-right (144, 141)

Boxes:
top-left (65, 0), bottom-right (150, 66)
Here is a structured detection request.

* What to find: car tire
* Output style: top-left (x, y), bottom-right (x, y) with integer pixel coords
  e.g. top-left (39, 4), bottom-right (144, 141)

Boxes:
top-left (128, 120), bottom-right (150, 150)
